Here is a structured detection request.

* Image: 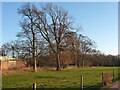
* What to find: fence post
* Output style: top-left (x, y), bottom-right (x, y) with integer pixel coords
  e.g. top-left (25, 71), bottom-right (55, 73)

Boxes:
top-left (80, 75), bottom-right (83, 90)
top-left (113, 70), bottom-right (115, 82)
top-left (102, 72), bottom-right (104, 86)
top-left (33, 82), bottom-right (36, 90)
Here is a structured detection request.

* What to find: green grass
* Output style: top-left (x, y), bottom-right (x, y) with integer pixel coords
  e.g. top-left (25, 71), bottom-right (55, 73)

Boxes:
top-left (2, 67), bottom-right (120, 89)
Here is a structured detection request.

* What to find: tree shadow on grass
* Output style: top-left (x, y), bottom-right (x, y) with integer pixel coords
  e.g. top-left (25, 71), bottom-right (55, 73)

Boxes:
top-left (37, 76), bottom-right (75, 79)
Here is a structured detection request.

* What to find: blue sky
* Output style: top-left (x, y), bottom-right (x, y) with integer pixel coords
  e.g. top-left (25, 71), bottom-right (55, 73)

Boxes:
top-left (1, 2), bottom-right (118, 55)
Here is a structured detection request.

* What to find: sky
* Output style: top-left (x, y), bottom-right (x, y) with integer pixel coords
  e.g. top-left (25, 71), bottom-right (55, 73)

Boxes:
top-left (1, 2), bottom-right (118, 55)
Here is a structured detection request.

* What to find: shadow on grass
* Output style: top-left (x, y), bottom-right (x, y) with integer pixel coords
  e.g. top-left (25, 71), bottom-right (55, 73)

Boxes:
top-left (1, 82), bottom-right (119, 90)
top-left (83, 82), bottom-right (102, 90)
top-left (2, 76), bottom-right (120, 90)
top-left (37, 76), bottom-right (78, 79)
top-left (1, 83), bottom-right (103, 90)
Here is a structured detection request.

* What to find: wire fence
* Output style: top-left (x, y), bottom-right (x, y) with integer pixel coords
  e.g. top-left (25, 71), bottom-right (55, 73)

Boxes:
top-left (31, 70), bottom-right (119, 90)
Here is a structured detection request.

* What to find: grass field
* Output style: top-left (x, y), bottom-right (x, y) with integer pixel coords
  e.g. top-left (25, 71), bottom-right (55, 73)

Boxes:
top-left (2, 67), bottom-right (120, 90)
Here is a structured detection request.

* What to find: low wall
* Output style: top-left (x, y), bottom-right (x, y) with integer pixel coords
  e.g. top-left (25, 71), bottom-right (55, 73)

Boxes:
top-left (1, 60), bottom-right (26, 70)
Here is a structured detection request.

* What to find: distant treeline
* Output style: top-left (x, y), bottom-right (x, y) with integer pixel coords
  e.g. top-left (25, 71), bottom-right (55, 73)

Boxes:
top-left (0, 40), bottom-right (119, 68)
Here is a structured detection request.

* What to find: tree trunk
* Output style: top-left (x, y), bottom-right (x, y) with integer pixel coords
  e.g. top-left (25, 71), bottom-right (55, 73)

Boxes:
top-left (56, 45), bottom-right (61, 71)
top-left (33, 34), bottom-right (37, 72)
top-left (77, 60), bottom-right (80, 68)
top-left (33, 49), bottom-right (37, 72)
top-left (82, 59), bottom-right (84, 68)
top-left (17, 52), bottom-right (19, 59)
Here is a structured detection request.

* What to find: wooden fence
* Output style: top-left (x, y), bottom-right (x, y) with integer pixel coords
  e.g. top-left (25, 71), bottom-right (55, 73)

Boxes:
top-left (32, 70), bottom-right (116, 90)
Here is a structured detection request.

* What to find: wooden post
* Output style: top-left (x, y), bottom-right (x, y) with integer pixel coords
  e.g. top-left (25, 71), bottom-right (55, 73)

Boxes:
top-left (80, 76), bottom-right (83, 90)
top-left (33, 83), bottom-right (36, 90)
top-left (113, 70), bottom-right (115, 82)
top-left (102, 72), bottom-right (104, 86)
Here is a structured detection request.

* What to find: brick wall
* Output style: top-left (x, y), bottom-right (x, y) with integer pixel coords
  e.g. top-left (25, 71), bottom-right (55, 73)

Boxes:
top-left (8, 61), bottom-right (16, 69)
top-left (1, 60), bottom-right (26, 70)
top-left (1, 61), bottom-right (9, 70)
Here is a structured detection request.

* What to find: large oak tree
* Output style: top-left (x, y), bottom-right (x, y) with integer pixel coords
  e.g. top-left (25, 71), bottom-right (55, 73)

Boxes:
top-left (33, 3), bottom-right (73, 70)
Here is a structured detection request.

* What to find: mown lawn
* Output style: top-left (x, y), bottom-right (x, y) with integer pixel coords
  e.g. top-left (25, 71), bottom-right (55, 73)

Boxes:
top-left (2, 67), bottom-right (120, 90)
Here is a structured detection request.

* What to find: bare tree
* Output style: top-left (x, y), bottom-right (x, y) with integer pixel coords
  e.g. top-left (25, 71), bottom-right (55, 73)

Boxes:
top-left (0, 41), bottom-right (17, 58)
top-left (0, 44), bottom-right (9, 56)
top-left (34, 3), bottom-right (73, 71)
top-left (18, 3), bottom-right (39, 72)
top-left (78, 34), bottom-right (96, 67)
top-left (62, 31), bottom-right (80, 66)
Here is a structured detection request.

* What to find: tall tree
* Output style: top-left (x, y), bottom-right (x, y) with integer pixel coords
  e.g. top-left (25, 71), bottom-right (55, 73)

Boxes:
top-left (18, 3), bottom-right (39, 72)
top-left (34, 3), bottom-right (73, 71)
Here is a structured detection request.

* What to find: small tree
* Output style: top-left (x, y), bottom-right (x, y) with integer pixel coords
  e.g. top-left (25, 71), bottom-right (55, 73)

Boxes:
top-left (78, 34), bottom-right (96, 67)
